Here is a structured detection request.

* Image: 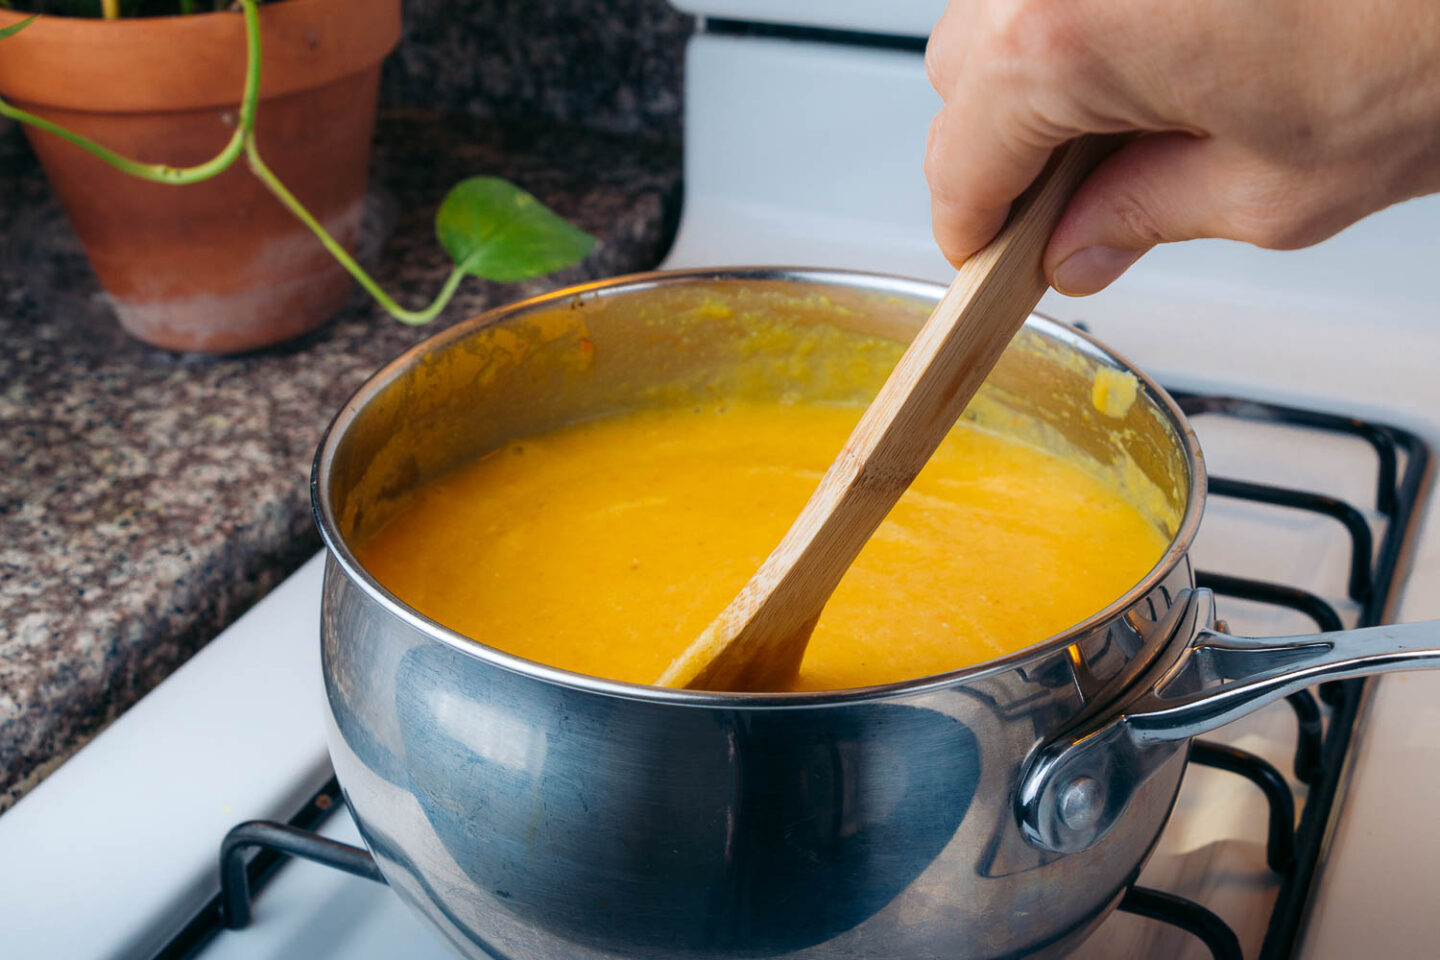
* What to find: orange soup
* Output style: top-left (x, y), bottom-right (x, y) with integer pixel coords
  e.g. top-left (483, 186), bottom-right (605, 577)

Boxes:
top-left (357, 399), bottom-right (1168, 691)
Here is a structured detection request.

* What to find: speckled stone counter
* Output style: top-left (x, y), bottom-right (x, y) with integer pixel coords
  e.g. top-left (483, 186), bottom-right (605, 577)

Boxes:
top-left (382, 0), bottom-right (690, 140)
top-left (0, 111), bottom-right (682, 810)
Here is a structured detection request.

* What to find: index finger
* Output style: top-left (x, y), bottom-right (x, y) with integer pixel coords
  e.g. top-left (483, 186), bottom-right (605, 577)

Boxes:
top-left (924, 96), bottom-right (1059, 267)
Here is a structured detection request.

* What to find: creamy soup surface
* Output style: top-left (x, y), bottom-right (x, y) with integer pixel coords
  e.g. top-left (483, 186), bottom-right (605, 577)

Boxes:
top-left (357, 399), bottom-right (1169, 692)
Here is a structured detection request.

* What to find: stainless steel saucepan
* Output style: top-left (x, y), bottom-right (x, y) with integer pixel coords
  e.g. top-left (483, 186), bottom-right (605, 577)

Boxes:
top-left (313, 268), bottom-right (1440, 960)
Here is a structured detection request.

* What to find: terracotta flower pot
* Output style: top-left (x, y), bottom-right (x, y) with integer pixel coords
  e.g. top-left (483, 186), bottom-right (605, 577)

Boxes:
top-left (0, 0), bottom-right (402, 353)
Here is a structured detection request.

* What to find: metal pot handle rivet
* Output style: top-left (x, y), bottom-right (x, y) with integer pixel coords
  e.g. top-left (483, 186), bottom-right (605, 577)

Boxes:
top-left (1055, 776), bottom-right (1106, 831)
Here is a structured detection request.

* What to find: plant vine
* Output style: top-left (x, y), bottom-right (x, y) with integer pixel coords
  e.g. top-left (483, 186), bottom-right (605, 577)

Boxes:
top-left (0, 1), bottom-right (595, 326)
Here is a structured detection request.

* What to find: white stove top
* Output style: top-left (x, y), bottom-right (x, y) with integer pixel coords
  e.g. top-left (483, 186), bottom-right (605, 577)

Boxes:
top-left (2, 16), bottom-right (1438, 960)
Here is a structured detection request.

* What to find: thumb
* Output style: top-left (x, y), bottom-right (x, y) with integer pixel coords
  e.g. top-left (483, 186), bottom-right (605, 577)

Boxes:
top-left (1044, 133), bottom-right (1253, 296)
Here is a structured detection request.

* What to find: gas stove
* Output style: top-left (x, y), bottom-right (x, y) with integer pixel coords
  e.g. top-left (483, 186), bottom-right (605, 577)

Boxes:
top-left (146, 388), bottom-right (1432, 960)
top-left (4, 7), bottom-right (1440, 960)
top-left (157, 393), bottom-right (1433, 960)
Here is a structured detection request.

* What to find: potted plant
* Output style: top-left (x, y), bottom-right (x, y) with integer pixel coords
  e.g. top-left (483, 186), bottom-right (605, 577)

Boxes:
top-left (0, 1), bottom-right (594, 353)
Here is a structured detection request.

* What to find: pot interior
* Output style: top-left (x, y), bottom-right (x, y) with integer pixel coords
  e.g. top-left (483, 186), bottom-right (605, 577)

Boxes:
top-left (320, 270), bottom-right (1197, 658)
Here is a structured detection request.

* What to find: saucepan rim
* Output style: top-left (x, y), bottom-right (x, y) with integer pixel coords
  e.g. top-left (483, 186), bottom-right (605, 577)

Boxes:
top-left (311, 266), bottom-right (1208, 709)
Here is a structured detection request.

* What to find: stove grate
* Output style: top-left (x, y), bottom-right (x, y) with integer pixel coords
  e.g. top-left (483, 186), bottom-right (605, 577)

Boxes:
top-left (155, 778), bottom-right (348, 960)
top-left (1118, 887), bottom-right (1243, 960)
top-left (1189, 741), bottom-right (1296, 873)
top-left (160, 391), bottom-right (1430, 960)
top-left (1176, 391), bottom-right (1431, 960)
top-left (200, 806), bottom-right (1254, 960)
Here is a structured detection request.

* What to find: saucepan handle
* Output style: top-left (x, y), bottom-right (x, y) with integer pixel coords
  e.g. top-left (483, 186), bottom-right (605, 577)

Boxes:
top-left (1016, 588), bottom-right (1440, 854)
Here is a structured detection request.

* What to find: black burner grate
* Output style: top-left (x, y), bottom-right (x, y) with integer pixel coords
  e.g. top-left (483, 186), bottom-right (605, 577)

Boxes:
top-left (1172, 392), bottom-right (1432, 959)
top-left (1118, 887), bottom-right (1243, 960)
top-left (155, 779), bottom-right (350, 960)
top-left (161, 391), bottom-right (1431, 960)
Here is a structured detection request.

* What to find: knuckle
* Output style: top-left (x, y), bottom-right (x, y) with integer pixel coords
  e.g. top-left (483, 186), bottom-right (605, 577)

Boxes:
top-left (924, 39), bottom-right (947, 94)
top-left (926, 0), bottom-right (976, 95)
top-left (1247, 218), bottom-right (1326, 251)
top-left (923, 115), bottom-right (951, 194)
top-left (925, 164), bottom-right (962, 211)
top-left (984, 0), bottom-right (1083, 81)
top-left (1238, 217), bottom-right (1310, 251)
top-left (925, 158), bottom-right (968, 212)
top-left (1224, 173), bottom-right (1332, 250)
top-left (1109, 192), bottom-right (1169, 247)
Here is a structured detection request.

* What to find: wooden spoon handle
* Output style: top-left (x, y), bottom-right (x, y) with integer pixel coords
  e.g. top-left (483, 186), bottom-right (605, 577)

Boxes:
top-left (658, 136), bottom-right (1117, 691)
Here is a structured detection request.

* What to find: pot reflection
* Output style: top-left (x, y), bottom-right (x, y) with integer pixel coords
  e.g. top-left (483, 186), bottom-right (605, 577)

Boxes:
top-left (393, 639), bottom-right (979, 956)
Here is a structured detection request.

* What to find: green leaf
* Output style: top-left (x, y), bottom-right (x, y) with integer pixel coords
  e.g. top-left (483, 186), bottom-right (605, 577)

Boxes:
top-left (0, 15), bottom-right (36, 39)
top-left (436, 176), bottom-right (597, 284)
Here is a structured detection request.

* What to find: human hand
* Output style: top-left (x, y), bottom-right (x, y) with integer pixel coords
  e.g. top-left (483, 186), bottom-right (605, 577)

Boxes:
top-left (924, 0), bottom-right (1440, 294)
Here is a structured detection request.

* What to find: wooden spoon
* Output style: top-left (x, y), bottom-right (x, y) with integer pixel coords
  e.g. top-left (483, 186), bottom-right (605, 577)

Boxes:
top-left (656, 136), bottom-right (1116, 692)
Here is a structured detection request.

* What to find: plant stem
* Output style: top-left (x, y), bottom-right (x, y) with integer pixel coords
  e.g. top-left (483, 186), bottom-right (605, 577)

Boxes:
top-left (243, 132), bottom-right (470, 326)
top-left (0, 0), bottom-right (260, 184)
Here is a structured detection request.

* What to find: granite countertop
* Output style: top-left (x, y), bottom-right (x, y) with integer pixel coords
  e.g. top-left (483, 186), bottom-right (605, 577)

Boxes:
top-left (0, 109), bottom-right (682, 811)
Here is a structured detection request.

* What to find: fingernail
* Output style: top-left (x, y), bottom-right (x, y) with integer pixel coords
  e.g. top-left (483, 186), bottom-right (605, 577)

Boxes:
top-left (1051, 246), bottom-right (1144, 296)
